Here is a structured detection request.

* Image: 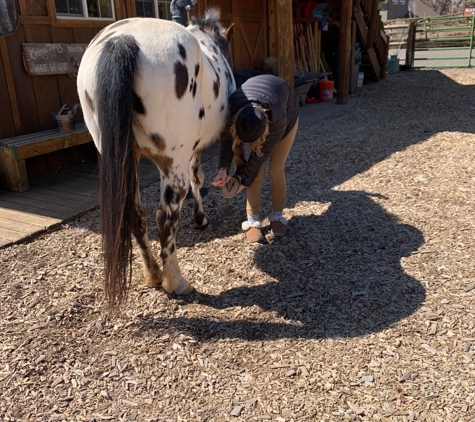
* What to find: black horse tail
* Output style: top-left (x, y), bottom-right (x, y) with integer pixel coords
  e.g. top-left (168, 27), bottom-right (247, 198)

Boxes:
top-left (96, 35), bottom-right (140, 309)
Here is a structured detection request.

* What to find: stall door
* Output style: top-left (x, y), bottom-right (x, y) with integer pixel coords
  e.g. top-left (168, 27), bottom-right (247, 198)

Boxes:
top-left (200, 0), bottom-right (268, 71)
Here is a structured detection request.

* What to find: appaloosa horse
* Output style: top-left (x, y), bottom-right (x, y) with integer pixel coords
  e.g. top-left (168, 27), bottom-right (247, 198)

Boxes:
top-left (77, 8), bottom-right (236, 308)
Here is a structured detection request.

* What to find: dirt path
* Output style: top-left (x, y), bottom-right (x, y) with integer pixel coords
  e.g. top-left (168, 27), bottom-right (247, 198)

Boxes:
top-left (1, 68), bottom-right (474, 422)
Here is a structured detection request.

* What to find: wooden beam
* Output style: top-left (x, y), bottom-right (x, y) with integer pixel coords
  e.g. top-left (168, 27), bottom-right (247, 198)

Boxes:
top-left (366, 46), bottom-right (381, 80)
top-left (349, 20), bottom-right (357, 94)
top-left (47, 0), bottom-right (59, 27)
top-left (19, 16), bottom-right (50, 25)
top-left (337, 0), bottom-right (352, 104)
top-left (52, 20), bottom-right (111, 29)
top-left (313, 20), bottom-right (321, 73)
top-left (0, 38), bottom-right (22, 134)
top-left (367, 0), bottom-right (379, 48)
top-left (354, 5), bottom-right (380, 81)
top-left (276, 0), bottom-right (294, 88)
top-left (406, 21), bottom-right (416, 69)
top-left (17, 0), bottom-right (28, 15)
top-left (268, 0), bottom-right (277, 58)
top-left (353, 3), bottom-right (367, 48)
top-left (127, 0), bottom-right (137, 17)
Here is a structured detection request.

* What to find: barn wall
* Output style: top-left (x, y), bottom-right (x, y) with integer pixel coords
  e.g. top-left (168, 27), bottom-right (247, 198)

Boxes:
top-left (197, 0), bottom-right (269, 71)
top-left (0, 0), bottom-right (113, 139)
top-left (1, 0), bottom-right (272, 139)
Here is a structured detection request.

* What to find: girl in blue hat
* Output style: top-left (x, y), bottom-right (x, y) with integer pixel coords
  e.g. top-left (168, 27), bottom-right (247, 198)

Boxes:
top-left (212, 74), bottom-right (299, 242)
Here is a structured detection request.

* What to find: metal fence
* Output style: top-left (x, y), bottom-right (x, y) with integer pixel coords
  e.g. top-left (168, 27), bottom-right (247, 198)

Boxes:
top-left (381, 15), bottom-right (474, 70)
top-left (411, 14), bottom-right (475, 68)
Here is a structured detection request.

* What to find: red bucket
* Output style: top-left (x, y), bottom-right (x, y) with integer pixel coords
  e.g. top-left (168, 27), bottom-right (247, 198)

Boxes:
top-left (319, 80), bottom-right (334, 102)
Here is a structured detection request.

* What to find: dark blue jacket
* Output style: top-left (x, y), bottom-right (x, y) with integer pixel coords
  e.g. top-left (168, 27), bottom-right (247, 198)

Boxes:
top-left (218, 74), bottom-right (299, 187)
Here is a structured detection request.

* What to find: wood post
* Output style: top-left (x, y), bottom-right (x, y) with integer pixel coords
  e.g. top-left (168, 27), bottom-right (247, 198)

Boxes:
top-left (276, 0), bottom-right (294, 88)
top-left (337, 0), bottom-right (353, 104)
top-left (268, 0), bottom-right (277, 58)
top-left (0, 148), bottom-right (29, 192)
top-left (349, 20), bottom-right (357, 94)
top-left (314, 21), bottom-right (321, 73)
top-left (0, 38), bottom-right (22, 135)
top-left (367, 0), bottom-right (379, 48)
top-left (406, 21), bottom-right (416, 69)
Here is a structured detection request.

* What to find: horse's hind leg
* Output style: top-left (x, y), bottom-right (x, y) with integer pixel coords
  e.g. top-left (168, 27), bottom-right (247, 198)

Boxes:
top-left (132, 188), bottom-right (162, 287)
top-left (156, 170), bottom-right (193, 295)
top-left (190, 151), bottom-right (210, 230)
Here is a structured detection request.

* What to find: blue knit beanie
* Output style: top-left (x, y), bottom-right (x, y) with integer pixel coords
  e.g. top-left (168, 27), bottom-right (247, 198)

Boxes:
top-left (236, 105), bottom-right (267, 143)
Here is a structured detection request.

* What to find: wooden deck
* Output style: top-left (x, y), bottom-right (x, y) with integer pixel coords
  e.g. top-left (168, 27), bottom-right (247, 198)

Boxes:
top-left (0, 144), bottom-right (218, 248)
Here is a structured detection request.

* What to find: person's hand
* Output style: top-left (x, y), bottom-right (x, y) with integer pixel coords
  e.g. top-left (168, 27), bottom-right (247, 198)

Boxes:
top-left (212, 168), bottom-right (231, 186)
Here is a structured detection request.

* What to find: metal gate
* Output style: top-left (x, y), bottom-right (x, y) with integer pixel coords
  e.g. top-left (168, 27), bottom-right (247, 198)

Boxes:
top-left (411, 14), bottom-right (475, 68)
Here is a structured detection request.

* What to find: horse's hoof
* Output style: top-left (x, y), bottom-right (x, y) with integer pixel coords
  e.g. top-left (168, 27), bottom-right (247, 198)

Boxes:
top-left (144, 274), bottom-right (161, 288)
top-left (176, 282), bottom-right (195, 295)
top-left (162, 277), bottom-right (193, 295)
top-left (194, 216), bottom-right (211, 231)
top-left (195, 221), bottom-right (212, 231)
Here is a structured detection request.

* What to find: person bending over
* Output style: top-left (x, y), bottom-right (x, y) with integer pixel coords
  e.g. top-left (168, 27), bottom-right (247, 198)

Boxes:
top-left (212, 74), bottom-right (299, 242)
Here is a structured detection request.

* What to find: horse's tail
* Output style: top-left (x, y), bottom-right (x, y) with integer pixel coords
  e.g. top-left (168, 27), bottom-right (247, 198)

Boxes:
top-left (96, 35), bottom-right (140, 309)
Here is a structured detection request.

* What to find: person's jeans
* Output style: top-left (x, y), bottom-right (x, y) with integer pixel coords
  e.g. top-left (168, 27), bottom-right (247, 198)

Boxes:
top-left (246, 117), bottom-right (299, 215)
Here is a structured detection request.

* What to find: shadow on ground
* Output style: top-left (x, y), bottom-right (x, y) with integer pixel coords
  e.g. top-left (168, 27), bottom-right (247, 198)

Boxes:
top-left (87, 70), bottom-right (475, 339)
top-left (133, 188), bottom-right (425, 340)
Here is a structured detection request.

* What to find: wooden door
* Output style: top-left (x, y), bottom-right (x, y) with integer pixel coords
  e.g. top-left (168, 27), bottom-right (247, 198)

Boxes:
top-left (198, 0), bottom-right (268, 71)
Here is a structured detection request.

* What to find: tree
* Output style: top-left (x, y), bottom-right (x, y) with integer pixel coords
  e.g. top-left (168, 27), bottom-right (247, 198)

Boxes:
top-left (431, 0), bottom-right (465, 14)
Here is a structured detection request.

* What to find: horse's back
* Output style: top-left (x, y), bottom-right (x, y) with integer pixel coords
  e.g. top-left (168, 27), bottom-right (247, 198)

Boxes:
top-left (78, 17), bottom-right (217, 157)
top-left (78, 17), bottom-right (201, 103)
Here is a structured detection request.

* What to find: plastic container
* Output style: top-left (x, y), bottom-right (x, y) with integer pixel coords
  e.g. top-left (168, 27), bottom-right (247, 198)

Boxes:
top-left (319, 80), bottom-right (334, 102)
top-left (53, 112), bottom-right (76, 133)
top-left (353, 64), bottom-right (360, 91)
top-left (355, 43), bottom-right (362, 64)
top-left (357, 72), bottom-right (364, 89)
top-left (388, 55), bottom-right (400, 74)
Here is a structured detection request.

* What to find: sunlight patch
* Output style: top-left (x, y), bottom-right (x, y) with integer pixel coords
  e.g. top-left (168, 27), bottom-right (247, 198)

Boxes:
top-left (291, 201), bottom-right (331, 217)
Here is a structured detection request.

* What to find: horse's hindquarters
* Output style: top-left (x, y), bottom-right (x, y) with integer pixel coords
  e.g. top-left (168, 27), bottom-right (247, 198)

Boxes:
top-left (76, 10), bottom-right (235, 307)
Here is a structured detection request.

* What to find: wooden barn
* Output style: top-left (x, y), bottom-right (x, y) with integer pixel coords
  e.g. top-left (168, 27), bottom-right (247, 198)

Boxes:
top-left (0, 0), bottom-right (388, 192)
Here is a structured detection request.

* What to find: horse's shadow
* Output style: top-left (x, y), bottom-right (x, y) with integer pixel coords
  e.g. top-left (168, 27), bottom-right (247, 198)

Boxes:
top-left (136, 188), bottom-right (425, 340)
top-left (119, 70), bottom-right (474, 339)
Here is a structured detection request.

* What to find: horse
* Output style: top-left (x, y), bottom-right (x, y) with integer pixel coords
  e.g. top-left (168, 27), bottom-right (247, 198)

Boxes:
top-left (77, 8), bottom-right (236, 308)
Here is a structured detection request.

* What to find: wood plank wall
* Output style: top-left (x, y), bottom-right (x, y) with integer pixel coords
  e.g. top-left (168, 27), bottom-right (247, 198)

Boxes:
top-left (197, 0), bottom-right (269, 72)
top-left (0, 0), bottom-right (116, 139)
top-left (1, 0), bottom-right (375, 140)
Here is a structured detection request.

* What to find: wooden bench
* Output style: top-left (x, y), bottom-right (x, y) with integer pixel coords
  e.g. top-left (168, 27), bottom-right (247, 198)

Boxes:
top-left (0, 122), bottom-right (92, 192)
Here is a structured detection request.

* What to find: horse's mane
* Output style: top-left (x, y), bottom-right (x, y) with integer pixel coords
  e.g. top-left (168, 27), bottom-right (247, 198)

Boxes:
top-left (190, 7), bottom-right (224, 37)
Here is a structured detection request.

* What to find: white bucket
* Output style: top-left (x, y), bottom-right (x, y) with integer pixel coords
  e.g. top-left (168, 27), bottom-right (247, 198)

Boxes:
top-left (357, 72), bottom-right (364, 89)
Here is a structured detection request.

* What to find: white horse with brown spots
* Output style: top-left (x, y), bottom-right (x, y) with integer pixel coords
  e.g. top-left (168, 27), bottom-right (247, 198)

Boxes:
top-left (77, 8), bottom-right (236, 308)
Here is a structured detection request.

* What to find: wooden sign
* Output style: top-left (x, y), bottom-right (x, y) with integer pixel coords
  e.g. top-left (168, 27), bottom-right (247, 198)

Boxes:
top-left (22, 43), bottom-right (89, 76)
top-left (463, 7), bottom-right (475, 16)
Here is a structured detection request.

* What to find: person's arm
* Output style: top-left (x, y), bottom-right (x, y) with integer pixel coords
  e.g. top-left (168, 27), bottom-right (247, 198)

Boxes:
top-left (212, 124), bottom-right (234, 186)
top-left (240, 129), bottom-right (283, 187)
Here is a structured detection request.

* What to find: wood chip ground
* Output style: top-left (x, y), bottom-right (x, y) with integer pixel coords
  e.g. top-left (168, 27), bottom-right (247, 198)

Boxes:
top-left (1, 69), bottom-right (474, 422)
